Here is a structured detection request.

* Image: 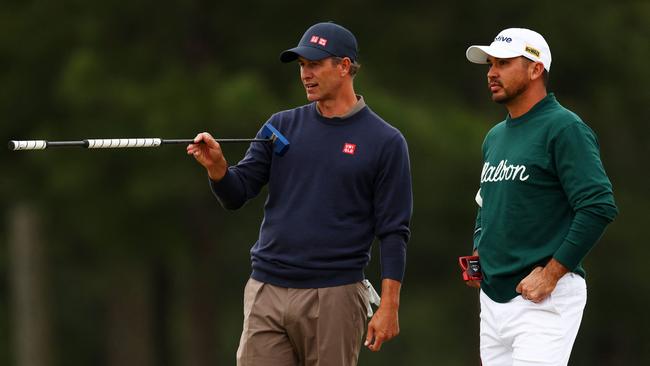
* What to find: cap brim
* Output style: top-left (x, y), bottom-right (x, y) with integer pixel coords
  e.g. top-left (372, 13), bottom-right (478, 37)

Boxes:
top-left (466, 45), bottom-right (523, 64)
top-left (280, 46), bottom-right (332, 63)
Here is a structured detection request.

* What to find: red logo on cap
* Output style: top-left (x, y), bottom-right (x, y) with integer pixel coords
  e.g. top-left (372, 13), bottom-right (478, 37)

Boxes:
top-left (309, 35), bottom-right (328, 47)
top-left (343, 143), bottom-right (357, 155)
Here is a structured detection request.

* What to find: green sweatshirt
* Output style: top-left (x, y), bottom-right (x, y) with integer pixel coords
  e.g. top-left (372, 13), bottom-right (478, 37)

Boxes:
top-left (473, 93), bottom-right (618, 303)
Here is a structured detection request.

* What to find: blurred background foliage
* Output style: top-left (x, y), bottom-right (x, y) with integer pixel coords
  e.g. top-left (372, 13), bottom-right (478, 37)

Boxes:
top-left (1, 0), bottom-right (649, 365)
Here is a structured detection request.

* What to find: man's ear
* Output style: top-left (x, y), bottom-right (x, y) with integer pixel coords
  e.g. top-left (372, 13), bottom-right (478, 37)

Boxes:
top-left (339, 57), bottom-right (352, 77)
top-left (530, 62), bottom-right (545, 81)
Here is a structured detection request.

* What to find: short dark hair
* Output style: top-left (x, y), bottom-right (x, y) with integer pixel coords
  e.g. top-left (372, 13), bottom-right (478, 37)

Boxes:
top-left (331, 57), bottom-right (361, 77)
top-left (542, 69), bottom-right (550, 87)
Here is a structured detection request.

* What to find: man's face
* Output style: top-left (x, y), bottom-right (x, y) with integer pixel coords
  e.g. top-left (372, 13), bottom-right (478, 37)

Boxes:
top-left (298, 56), bottom-right (344, 102)
top-left (486, 56), bottom-right (533, 104)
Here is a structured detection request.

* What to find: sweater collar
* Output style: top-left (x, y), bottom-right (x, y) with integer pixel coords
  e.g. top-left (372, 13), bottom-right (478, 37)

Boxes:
top-left (315, 95), bottom-right (366, 118)
top-left (506, 93), bottom-right (557, 127)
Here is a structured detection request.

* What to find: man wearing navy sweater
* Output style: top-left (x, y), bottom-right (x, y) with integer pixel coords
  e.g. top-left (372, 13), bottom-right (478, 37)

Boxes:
top-left (187, 22), bottom-right (412, 366)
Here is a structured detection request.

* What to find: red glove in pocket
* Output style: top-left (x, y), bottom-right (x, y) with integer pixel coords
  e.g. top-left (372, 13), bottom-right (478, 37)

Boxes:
top-left (458, 256), bottom-right (482, 281)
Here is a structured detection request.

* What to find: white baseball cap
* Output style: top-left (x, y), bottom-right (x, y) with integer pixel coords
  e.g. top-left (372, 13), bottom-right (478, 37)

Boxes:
top-left (466, 28), bottom-right (552, 71)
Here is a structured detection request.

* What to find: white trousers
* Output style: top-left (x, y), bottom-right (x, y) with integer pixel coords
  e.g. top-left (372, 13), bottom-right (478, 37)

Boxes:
top-left (479, 273), bottom-right (587, 366)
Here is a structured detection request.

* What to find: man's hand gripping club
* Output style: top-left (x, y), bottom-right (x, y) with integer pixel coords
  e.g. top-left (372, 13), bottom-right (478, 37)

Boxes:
top-left (187, 132), bottom-right (228, 182)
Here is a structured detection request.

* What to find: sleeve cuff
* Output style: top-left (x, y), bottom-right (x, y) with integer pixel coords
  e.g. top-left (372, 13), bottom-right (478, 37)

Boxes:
top-left (379, 234), bottom-right (407, 282)
top-left (208, 169), bottom-right (246, 210)
top-left (553, 210), bottom-right (611, 270)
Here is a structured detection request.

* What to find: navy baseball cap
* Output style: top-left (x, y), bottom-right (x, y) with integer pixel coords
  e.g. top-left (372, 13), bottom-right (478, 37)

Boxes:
top-left (280, 22), bottom-right (358, 63)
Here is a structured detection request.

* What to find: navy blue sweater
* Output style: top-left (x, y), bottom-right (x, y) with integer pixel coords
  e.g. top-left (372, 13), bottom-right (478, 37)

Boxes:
top-left (210, 102), bottom-right (412, 288)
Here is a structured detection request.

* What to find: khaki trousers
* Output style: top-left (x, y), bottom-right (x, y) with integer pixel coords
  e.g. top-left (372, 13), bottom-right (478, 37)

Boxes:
top-left (236, 278), bottom-right (368, 366)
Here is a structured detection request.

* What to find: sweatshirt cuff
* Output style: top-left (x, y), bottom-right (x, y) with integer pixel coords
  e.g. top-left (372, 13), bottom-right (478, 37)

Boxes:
top-left (553, 210), bottom-right (611, 271)
top-left (473, 228), bottom-right (482, 251)
top-left (379, 234), bottom-right (407, 282)
top-left (209, 169), bottom-right (236, 196)
top-left (208, 169), bottom-right (247, 210)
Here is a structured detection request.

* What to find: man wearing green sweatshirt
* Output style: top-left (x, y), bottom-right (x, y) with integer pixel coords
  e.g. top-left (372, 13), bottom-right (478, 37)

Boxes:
top-left (465, 28), bottom-right (618, 365)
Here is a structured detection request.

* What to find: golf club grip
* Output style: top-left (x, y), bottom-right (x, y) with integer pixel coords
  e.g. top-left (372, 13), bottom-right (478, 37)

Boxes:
top-left (86, 138), bottom-right (162, 148)
top-left (8, 139), bottom-right (163, 150)
top-left (9, 140), bottom-right (48, 150)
